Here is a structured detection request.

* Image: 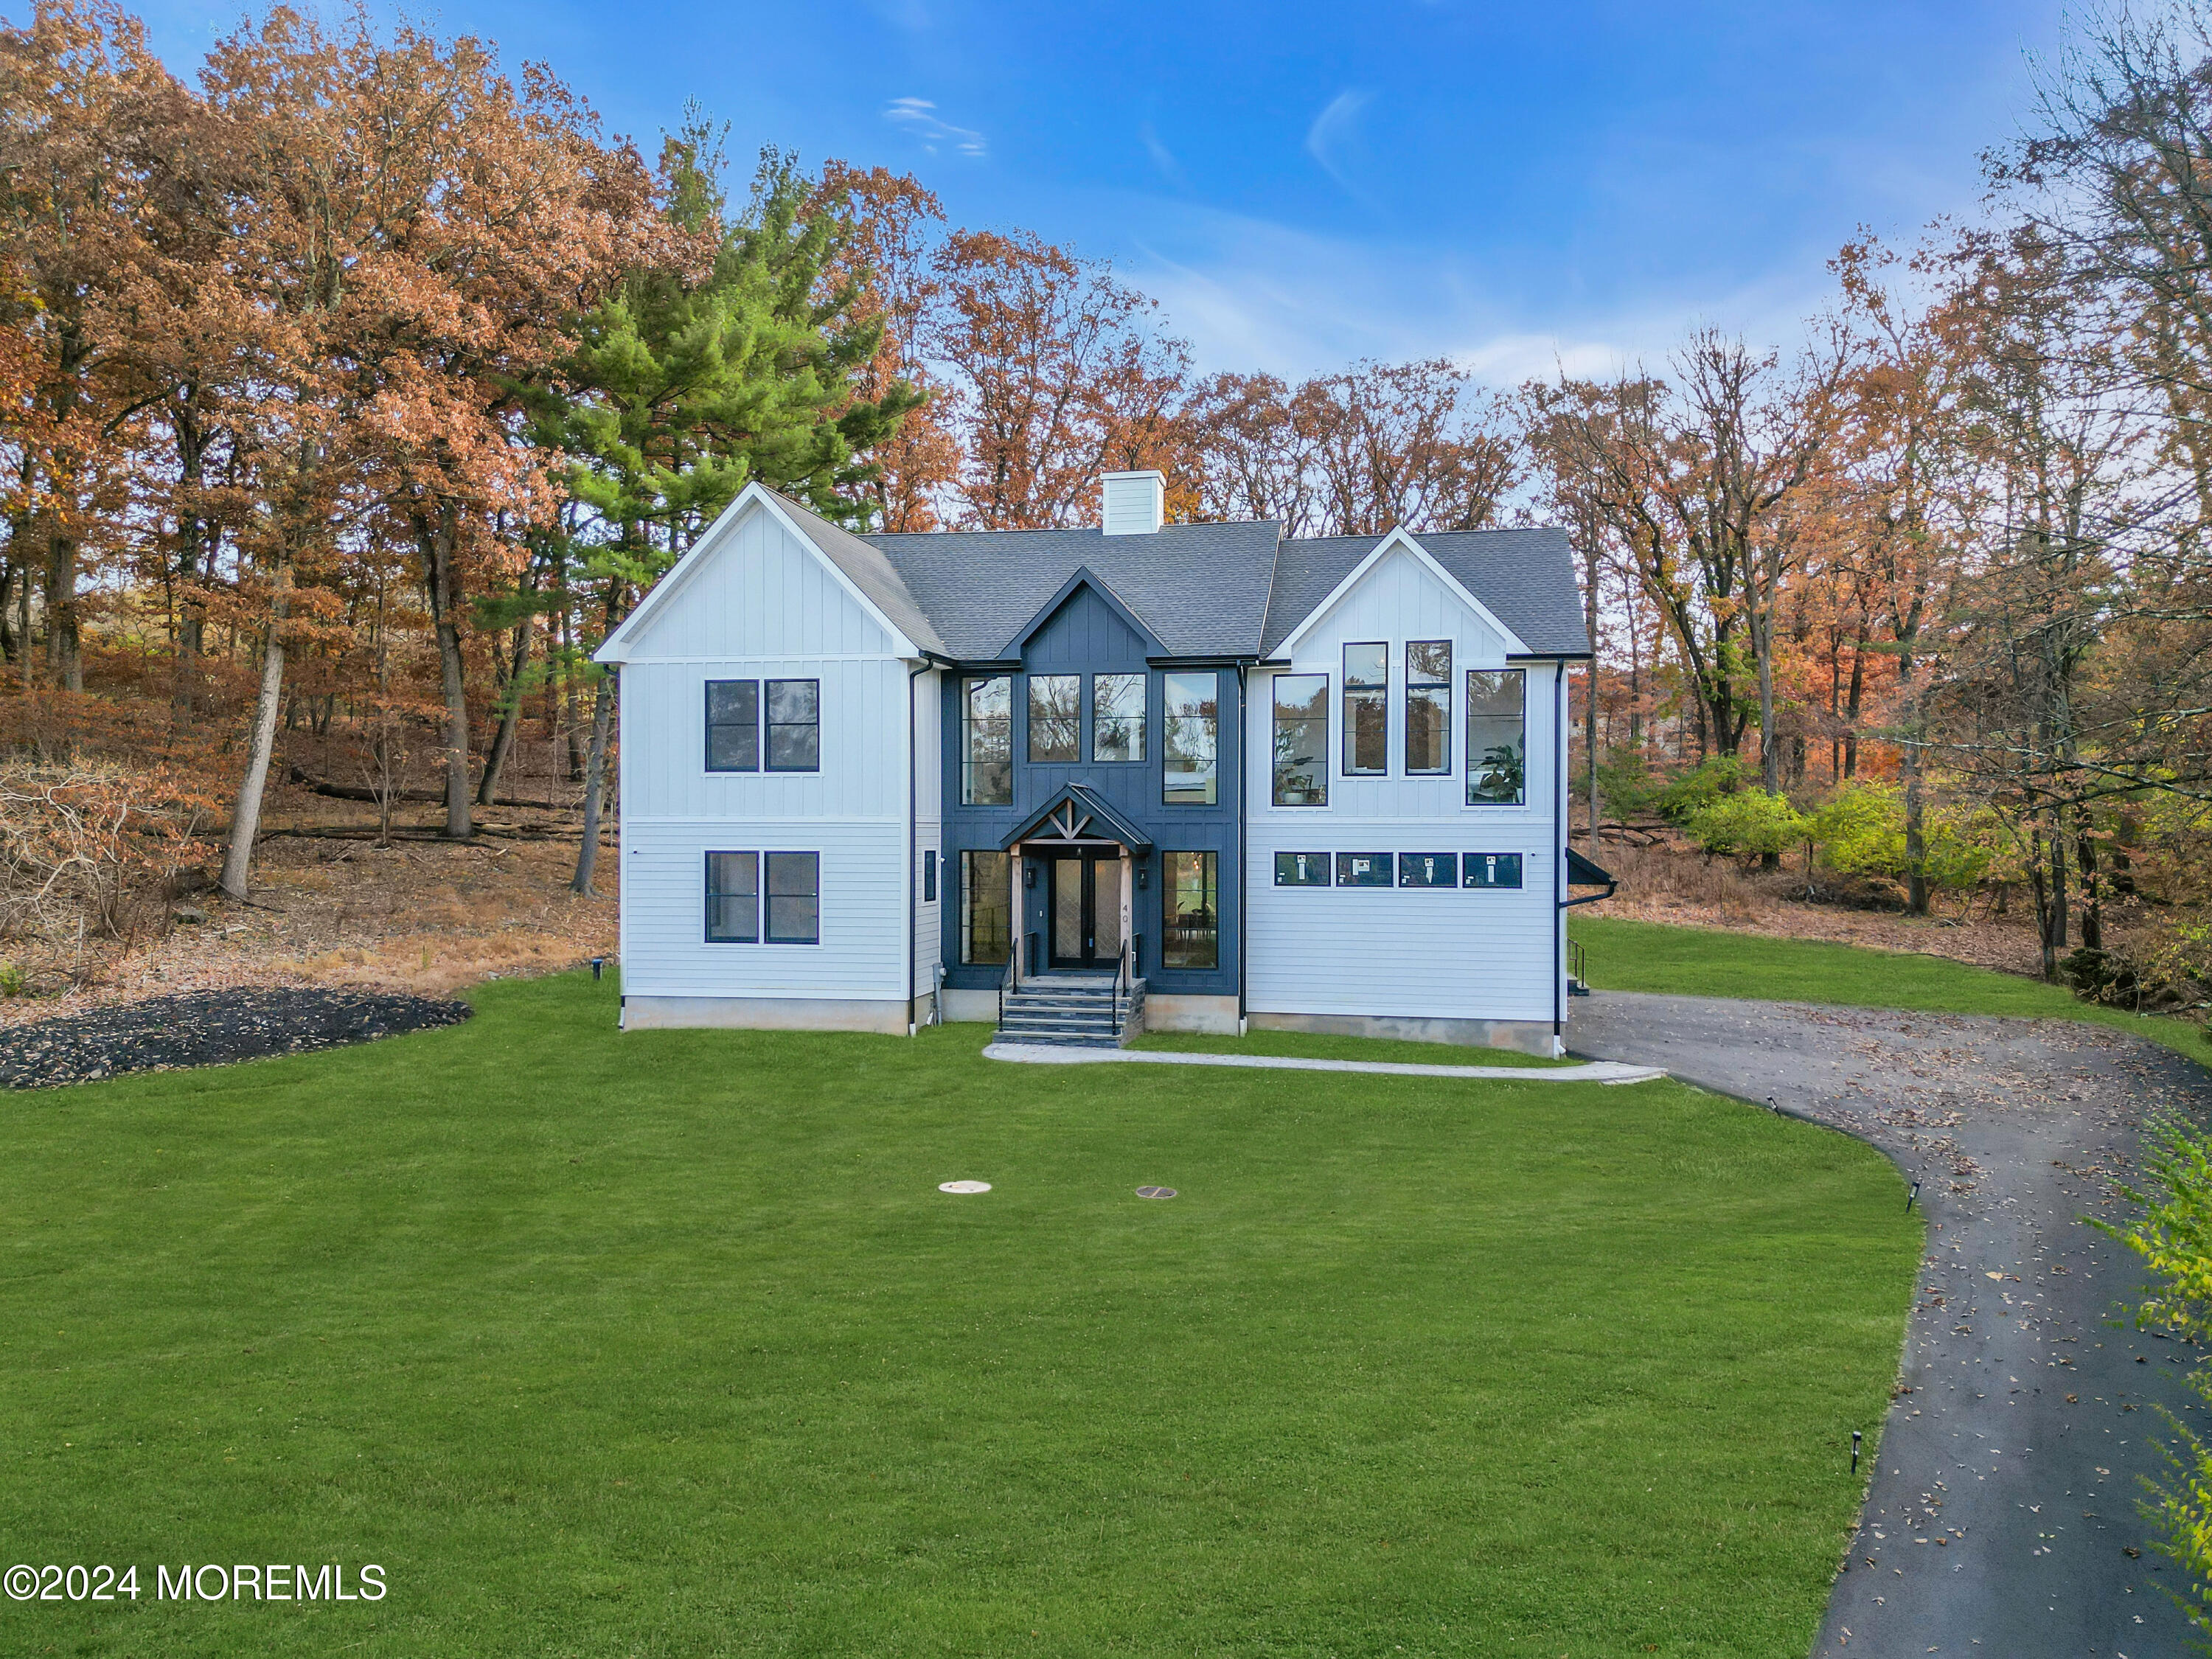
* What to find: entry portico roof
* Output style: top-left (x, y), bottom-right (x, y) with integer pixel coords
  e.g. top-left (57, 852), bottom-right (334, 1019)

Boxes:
top-left (997, 784), bottom-right (1155, 854)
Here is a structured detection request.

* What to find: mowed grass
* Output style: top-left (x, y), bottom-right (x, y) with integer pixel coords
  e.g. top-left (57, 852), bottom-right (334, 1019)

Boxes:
top-left (1, 972), bottom-right (1917, 1657)
top-left (1572, 913), bottom-right (2212, 1065)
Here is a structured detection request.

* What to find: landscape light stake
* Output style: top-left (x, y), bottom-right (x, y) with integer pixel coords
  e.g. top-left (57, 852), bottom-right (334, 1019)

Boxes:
top-left (591, 957), bottom-right (605, 981)
top-left (1907, 1180), bottom-right (1921, 1214)
top-left (1851, 1430), bottom-right (1862, 1475)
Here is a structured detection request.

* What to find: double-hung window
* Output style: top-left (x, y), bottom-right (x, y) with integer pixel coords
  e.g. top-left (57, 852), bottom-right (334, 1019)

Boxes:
top-left (1092, 672), bottom-right (1146, 762)
top-left (765, 680), bottom-right (819, 771)
top-left (1343, 644), bottom-right (1388, 775)
top-left (1405, 642), bottom-right (1452, 774)
top-left (705, 851), bottom-right (819, 944)
top-left (1163, 672), bottom-right (1217, 804)
top-left (1272, 673), bottom-right (1329, 806)
top-left (706, 678), bottom-right (817, 772)
top-left (962, 677), bottom-right (1012, 805)
top-left (1028, 674), bottom-right (1081, 763)
top-left (705, 681), bottom-right (760, 771)
top-left (1466, 669), bottom-right (1526, 804)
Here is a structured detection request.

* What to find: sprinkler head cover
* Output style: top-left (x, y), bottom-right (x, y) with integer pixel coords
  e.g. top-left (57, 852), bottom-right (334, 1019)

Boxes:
top-left (938, 1180), bottom-right (991, 1194)
top-left (1135, 1186), bottom-right (1178, 1200)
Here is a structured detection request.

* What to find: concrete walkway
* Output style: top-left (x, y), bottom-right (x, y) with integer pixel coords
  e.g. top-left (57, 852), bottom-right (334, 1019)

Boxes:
top-left (1571, 990), bottom-right (2212, 1659)
top-left (982, 1041), bottom-right (1666, 1084)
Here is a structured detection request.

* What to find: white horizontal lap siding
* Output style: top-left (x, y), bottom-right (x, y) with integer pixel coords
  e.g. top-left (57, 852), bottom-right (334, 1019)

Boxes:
top-left (620, 821), bottom-right (906, 999)
top-left (1245, 545), bottom-right (1562, 1023)
top-left (614, 499), bottom-right (917, 1004)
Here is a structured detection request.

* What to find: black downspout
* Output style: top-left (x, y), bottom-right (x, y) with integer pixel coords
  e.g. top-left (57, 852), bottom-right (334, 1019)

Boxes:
top-left (1553, 663), bottom-right (1565, 1050)
top-left (1236, 664), bottom-right (1249, 1031)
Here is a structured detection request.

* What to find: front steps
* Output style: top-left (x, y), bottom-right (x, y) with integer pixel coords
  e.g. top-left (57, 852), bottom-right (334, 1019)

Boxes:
top-left (995, 974), bottom-right (1145, 1048)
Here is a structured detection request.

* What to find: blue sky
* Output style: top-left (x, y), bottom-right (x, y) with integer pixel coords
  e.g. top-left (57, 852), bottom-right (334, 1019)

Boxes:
top-left (133, 0), bottom-right (2066, 382)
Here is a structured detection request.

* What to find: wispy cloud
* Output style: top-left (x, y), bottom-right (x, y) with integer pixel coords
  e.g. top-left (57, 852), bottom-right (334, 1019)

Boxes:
top-left (882, 97), bottom-right (985, 158)
top-left (1304, 88), bottom-right (1374, 201)
top-left (1138, 122), bottom-right (1185, 187)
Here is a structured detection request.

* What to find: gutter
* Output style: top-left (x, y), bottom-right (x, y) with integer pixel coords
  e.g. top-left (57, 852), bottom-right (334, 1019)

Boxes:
top-left (1552, 663), bottom-right (1565, 1046)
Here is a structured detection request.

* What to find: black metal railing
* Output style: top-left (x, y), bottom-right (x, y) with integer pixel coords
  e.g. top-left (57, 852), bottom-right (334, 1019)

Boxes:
top-left (1112, 939), bottom-right (1132, 1037)
top-left (1568, 938), bottom-right (1589, 995)
top-left (998, 949), bottom-right (1017, 1026)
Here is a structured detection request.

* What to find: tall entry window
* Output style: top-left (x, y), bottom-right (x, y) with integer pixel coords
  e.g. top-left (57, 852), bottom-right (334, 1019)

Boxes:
top-left (1092, 672), bottom-right (1147, 762)
top-left (1028, 674), bottom-right (1081, 763)
top-left (1272, 673), bottom-right (1329, 806)
top-left (1163, 672), bottom-right (1218, 804)
top-left (961, 850), bottom-right (1012, 964)
top-left (1405, 642), bottom-right (1452, 774)
top-left (1161, 851), bottom-right (1218, 969)
top-left (1466, 669), bottom-right (1527, 804)
top-left (963, 677), bottom-right (1012, 805)
top-left (1343, 644), bottom-right (1388, 775)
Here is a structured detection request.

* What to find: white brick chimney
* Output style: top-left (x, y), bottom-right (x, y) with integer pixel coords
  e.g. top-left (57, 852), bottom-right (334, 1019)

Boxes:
top-left (1099, 470), bottom-right (1165, 536)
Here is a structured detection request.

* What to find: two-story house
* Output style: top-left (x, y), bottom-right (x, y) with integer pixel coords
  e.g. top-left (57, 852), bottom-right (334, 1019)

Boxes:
top-left (594, 470), bottom-right (1601, 1055)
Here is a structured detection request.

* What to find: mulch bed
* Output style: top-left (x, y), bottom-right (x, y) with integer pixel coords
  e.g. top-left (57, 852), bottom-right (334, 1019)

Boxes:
top-left (0, 988), bottom-right (473, 1091)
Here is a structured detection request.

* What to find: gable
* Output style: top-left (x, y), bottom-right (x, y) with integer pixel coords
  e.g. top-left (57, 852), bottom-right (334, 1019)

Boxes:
top-left (1016, 574), bottom-right (1159, 669)
top-left (1279, 540), bottom-right (1516, 667)
top-left (597, 495), bottom-right (904, 664)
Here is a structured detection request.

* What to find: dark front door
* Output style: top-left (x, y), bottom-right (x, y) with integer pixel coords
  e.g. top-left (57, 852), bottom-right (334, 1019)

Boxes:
top-left (1046, 850), bottom-right (1123, 969)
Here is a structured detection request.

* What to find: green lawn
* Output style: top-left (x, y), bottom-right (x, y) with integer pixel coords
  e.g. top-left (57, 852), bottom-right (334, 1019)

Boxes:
top-left (1572, 913), bottom-right (2212, 1064)
top-left (1, 972), bottom-right (1918, 1657)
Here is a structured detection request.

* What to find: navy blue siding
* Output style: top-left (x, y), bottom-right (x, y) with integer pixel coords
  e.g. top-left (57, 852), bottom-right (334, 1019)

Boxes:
top-left (939, 581), bottom-right (1242, 995)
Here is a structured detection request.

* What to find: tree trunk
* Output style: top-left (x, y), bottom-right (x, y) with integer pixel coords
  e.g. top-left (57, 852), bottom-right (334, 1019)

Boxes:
top-left (44, 524), bottom-right (80, 692)
top-left (2076, 821), bottom-right (2104, 952)
top-left (476, 614), bottom-right (532, 807)
top-left (572, 668), bottom-right (614, 895)
top-left (422, 504), bottom-right (473, 841)
top-left (219, 558), bottom-right (291, 900)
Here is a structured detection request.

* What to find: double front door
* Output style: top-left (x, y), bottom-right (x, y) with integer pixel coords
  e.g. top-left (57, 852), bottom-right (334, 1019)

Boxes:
top-left (1046, 850), bottom-right (1124, 970)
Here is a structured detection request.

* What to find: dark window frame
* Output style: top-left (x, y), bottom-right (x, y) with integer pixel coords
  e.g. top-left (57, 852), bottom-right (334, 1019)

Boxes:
top-left (1026, 672), bottom-right (1082, 765)
top-left (763, 851), bottom-right (821, 945)
top-left (1399, 852), bottom-right (1458, 888)
top-left (764, 678), bottom-right (820, 773)
top-left (922, 849), bottom-right (938, 903)
top-left (1273, 851), bottom-right (1331, 886)
top-left (1162, 671), bottom-right (1219, 806)
top-left (1463, 852), bottom-right (1525, 890)
top-left (961, 849), bottom-right (1013, 965)
top-left (1272, 672), bottom-right (1329, 807)
top-left (704, 850), bottom-right (760, 943)
top-left (1343, 642), bottom-right (1388, 776)
top-left (1465, 667), bottom-right (1527, 806)
top-left (962, 676), bottom-right (1014, 806)
top-left (1091, 671), bottom-right (1147, 763)
top-left (1161, 849), bottom-right (1219, 970)
top-left (1335, 852), bottom-right (1394, 888)
top-left (704, 679), bottom-right (760, 773)
top-left (1405, 641), bottom-right (1453, 776)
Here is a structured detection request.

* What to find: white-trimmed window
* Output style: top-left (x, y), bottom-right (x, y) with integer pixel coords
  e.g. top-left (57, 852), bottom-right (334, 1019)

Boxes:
top-left (1272, 673), bottom-right (1329, 806)
top-left (1406, 642), bottom-right (1452, 774)
top-left (1343, 644), bottom-right (1387, 775)
top-left (1466, 669), bottom-right (1526, 805)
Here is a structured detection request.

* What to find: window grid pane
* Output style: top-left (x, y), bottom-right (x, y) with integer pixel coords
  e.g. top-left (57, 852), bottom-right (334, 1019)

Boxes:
top-left (765, 679), bottom-right (819, 772)
top-left (1466, 669), bottom-right (1527, 804)
top-left (1272, 673), bottom-right (1329, 806)
top-left (1274, 851), bottom-right (1330, 886)
top-left (1162, 851), bottom-right (1217, 969)
top-left (705, 851), bottom-right (759, 942)
top-left (1163, 672), bottom-right (1217, 804)
top-left (1464, 852), bottom-right (1524, 889)
top-left (1406, 641), bottom-right (1452, 774)
top-left (961, 850), bottom-right (1012, 964)
top-left (764, 852), bottom-right (819, 945)
top-left (705, 680), bottom-right (759, 772)
top-left (1028, 674), bottom-right (1081, 763)
top-left (1092, 672), bottom-right (1147, 762)
top-left (1399, 852), bottom-right (1457, 888)
top-left (1336, 852), bottom-right (1394, 888)
top-left (963, 677), bottom-right (1012, 805)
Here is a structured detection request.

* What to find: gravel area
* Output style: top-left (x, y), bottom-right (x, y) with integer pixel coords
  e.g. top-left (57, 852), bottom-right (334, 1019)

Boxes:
top-left (1571, 991), bottom-right (2212, 1659)
top-left (0, 988), bottom-right (472, 1090)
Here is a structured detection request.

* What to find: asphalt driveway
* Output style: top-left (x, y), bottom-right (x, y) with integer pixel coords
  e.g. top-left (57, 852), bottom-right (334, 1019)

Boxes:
top-left (1571, 991), bottom-right (2212, 1659)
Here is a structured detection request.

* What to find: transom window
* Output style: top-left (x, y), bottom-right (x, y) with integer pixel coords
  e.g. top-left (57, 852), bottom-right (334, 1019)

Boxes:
top-left (1466, 669), bottom-right (1526, 805)
top-left (1336, 852), bottom-right (1393, 888)
top-left (1274, 851), bottom-right (1329, 886)
top-left (1092, 672), bottom-right (1147, 762)
top-left (1405, 642), bottom-right (1452, 775)
top-left (1163, 672), bottom-right (1218, 804)
top-left (1399, 852), bottom-right (1457, 888)
top-left (1272, 673), bottom-right (1328, 806)
top-left (1028, 674), bottom-right (1081, 763)
top-left (1343, 644), bottom-right (1387, 776)
top-left (963, 677), bottom-right (1012, 805)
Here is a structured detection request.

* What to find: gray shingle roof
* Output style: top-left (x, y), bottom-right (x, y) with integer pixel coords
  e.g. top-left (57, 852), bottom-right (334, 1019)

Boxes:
top-left (1262, 529), bottom-right (1590, 658)
top-left (860, 521), bottom-right (1283, 659)
top-left (768, 490), bottom-right (950, 656)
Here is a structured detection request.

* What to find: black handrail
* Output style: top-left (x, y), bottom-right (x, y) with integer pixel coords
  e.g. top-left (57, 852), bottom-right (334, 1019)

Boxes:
top-left (1112, 939), bottom-right (1132, 1037)
top-left (998, 947), bottom-right (1016, 1027)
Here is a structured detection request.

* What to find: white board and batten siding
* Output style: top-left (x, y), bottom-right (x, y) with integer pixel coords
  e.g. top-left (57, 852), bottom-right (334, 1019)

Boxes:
top-left (912, 667), bottom-right (945, 997)
top-left (613, 499), bottom-right (921, 1024)
top-left (1245, 540), bottom-right (1567, 1029)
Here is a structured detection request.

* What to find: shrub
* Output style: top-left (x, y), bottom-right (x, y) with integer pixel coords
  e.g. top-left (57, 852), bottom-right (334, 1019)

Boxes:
top-left (1685, 787), bottom-right (1809, 863)
top-left (1593, 752), bottom-right (1669, 820)
top-left (1809, 782), bottom-right (1905, 878)
top-left (1656, 755), bottom-right (1750, 824)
